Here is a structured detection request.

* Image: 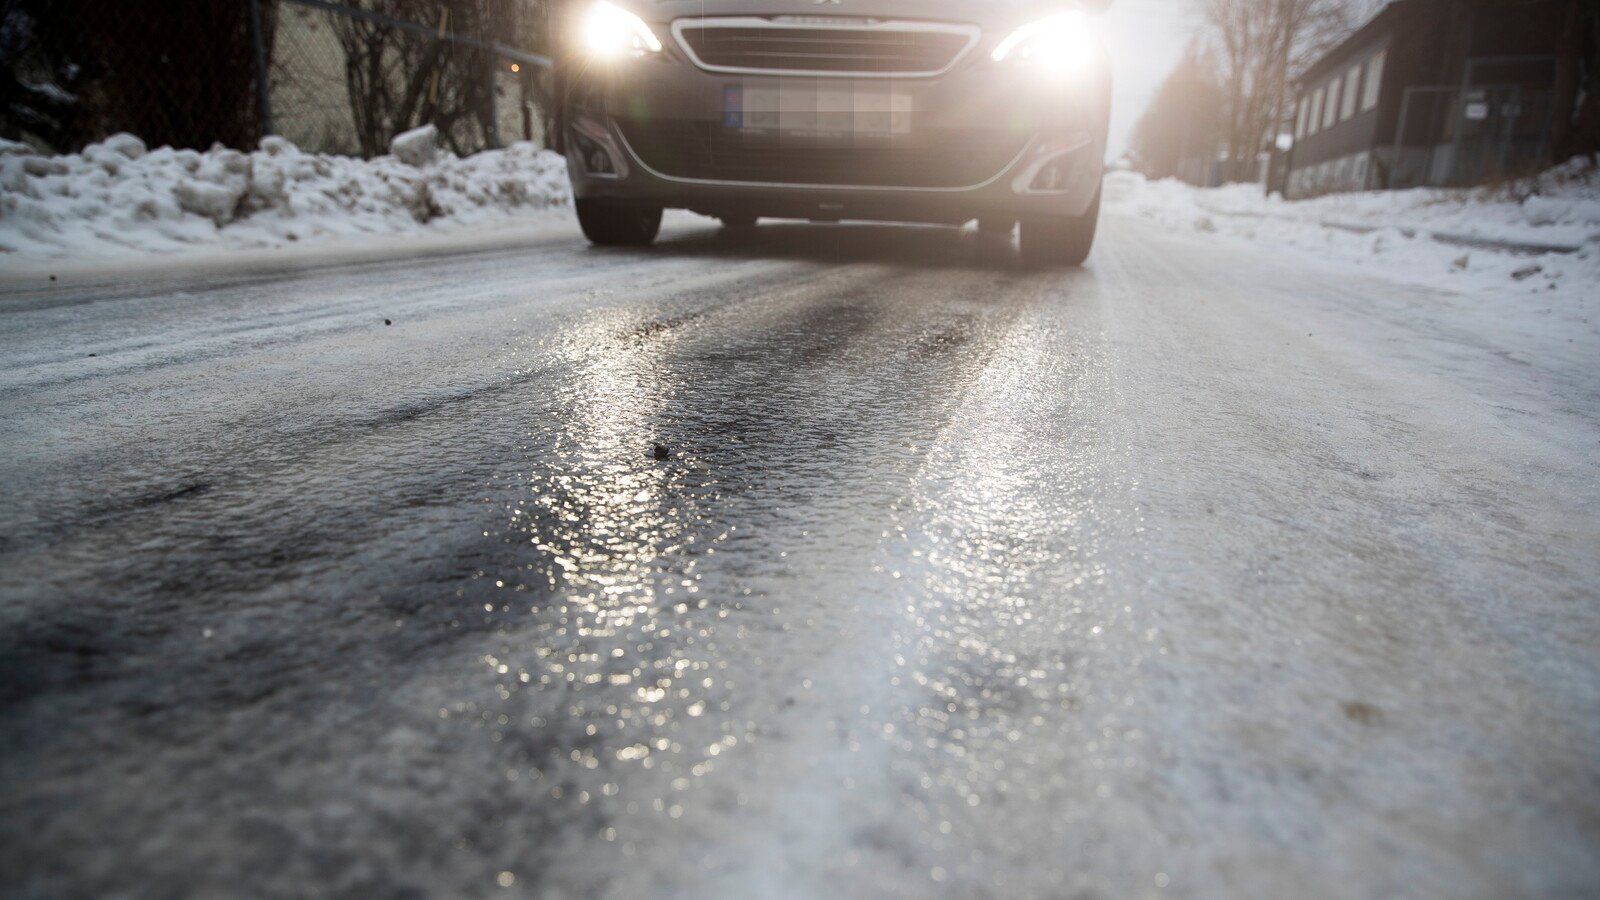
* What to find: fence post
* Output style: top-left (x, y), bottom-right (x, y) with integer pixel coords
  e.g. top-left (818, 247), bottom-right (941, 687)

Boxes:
top-left (485, 50), bottom-right (501, 149)
top-left (1389, 86), bottom-right (1415, 189)
top-left (481, 0), bottom-right (500, 149)
top-left (250, 0), bottom-right (276, 137)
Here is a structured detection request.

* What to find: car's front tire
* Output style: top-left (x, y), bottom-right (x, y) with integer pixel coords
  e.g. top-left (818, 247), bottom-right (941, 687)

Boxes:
top-left (576, 199), bottom-right (662, 247)
top-left (1020, 187), bottom-right (1101, 267)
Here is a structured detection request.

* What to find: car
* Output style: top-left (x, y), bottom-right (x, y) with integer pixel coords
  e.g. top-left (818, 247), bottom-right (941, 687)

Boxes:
top-left (553, 0), bottom-right (1111, 265)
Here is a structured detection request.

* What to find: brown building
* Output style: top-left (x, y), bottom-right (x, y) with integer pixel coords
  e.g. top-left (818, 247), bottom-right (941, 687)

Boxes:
top-left (1283, 0), bottom-right (1576, 199)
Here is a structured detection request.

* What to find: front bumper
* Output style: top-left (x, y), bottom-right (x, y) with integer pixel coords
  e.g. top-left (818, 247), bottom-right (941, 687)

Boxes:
top-left (562, 48), bottom-right (1108, 224)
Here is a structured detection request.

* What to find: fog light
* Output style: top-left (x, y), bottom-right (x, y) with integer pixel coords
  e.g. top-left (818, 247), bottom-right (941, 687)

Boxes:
top-left (1011, 135), bottom-right (1091, 195)
top-left (1032, 163), bottom-right (1066, 191)
top-left (572, 129), bottom-right (618, 177)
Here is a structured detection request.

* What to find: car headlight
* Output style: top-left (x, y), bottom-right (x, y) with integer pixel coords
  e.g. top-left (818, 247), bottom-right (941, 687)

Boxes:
top-left (990, 11), bottom-right (1098, 75)
top-left (581, 1), bottom-right (662, 59)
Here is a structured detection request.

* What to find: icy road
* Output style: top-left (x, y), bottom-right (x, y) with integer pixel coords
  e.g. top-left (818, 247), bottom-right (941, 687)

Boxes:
top-left (1, 211), bottom-right (1598, 900)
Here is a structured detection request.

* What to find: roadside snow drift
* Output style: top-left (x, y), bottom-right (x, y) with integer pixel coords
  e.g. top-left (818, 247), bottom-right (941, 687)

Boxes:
top-left (1104, 162), bottom-right (1600, 294)
top-left (5, 124), bottom-right (1599, 296)
top-left (0, 126), bottom-right (571, 258)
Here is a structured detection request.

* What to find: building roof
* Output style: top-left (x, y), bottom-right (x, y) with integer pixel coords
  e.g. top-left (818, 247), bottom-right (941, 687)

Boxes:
top-left (1294, 0), bottom-right (1410, 86)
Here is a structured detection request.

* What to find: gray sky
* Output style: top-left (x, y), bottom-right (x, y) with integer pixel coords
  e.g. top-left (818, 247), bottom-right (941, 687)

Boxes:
top-left (1099, 0), bottom-right (1197, 157)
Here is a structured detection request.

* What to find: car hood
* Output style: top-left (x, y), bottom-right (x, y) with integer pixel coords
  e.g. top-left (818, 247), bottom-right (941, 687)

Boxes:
top-left (643, 0), bottom-right (1108, 29)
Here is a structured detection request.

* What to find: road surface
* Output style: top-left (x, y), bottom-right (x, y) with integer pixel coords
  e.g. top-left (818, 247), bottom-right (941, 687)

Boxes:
top-left (2, 210), bottom-right (1598, 899)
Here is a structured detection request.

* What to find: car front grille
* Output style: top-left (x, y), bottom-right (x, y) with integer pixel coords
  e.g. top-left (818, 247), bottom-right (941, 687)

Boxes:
top-left (673, 20), bottom-right (976, 76)
top-left (615, 120), bottom-right (1024, 189)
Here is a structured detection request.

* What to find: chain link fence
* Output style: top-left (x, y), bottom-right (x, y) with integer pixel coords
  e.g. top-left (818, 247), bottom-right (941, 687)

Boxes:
top-left (269, 0), bottom-right (552, 157)
top-left (1383, 83), bottom-right (1556, 189)
top-left (1, 0), bottom-right (552, 158)
top-left (1, 0), bottom-right (269, 152)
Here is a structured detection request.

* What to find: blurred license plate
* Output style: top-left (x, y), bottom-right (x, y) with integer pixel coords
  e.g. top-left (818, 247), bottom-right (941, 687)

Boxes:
top-left (723, 84), bottom-right (912, 137)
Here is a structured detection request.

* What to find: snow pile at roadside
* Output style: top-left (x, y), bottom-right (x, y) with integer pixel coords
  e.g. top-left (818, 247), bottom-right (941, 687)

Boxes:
top-left (0, 126), bottom-right (572, 258)
top-left (1104, 161), bottom-right (1600, 294)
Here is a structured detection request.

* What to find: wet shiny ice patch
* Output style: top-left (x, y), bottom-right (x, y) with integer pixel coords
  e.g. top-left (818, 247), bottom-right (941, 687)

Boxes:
top-left (449, 269), bottom-right (1152, 897)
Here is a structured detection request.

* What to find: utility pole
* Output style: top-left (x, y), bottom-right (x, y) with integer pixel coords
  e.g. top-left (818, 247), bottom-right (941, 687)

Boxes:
top-left (482, 0), bottom-right (500, 150)
top-left (249, 0), bottom-right (275, 138)
top-left (1267, 0), bottom-right (1299, 195)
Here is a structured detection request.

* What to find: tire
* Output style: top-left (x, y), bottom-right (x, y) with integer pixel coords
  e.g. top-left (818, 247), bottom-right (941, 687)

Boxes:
top-left (720, 214), bottom-right (757, 229)
top-left (576, 199), bottom-right (662, 247)
top-left (1019, 186), bottom-right (1101, 267)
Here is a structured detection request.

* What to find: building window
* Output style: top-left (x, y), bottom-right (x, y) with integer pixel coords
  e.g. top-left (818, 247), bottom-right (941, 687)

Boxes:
top-left (1295, 95), bottom-right (1309, 139)
top-left (1322, 78), bottom-right (1340, 129)
top-left (1362, 50), bottom-right (1385, 111)
top-left (1308, 88), bottom-right (1323, 135)
top-left (1341, 65), bottom-right (1360, 120)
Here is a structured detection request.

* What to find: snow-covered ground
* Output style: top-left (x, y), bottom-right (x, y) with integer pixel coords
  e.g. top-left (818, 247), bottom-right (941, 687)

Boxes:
top-left (5, 126), bottom-right (1599, 302)
top-left (0, 126), bottom-right (571, 259)
top-left (1104, 162), bottom-right (1600, 295)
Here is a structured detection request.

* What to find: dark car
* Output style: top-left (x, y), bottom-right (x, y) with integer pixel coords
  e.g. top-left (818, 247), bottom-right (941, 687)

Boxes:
top-left (554, 0), bottom-right (1111, 264)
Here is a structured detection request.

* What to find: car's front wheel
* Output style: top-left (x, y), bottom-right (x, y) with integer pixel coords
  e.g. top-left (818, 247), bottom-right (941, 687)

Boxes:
top-left (576, 199), bottom-right (662, 247)
top-left (1019, 187), bottom-right (1101, 267)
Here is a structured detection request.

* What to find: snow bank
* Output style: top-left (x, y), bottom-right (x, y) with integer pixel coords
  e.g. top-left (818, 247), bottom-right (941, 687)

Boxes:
top-left (0, 128), bottom-right (571, 259)
top-left (1104, 161), bottom-right (1600, 295)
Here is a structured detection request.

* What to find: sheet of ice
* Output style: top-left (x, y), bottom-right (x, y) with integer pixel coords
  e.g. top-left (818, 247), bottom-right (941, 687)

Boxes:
top-left (1102, 162), bottom-right (1600, 296)
top-left (0, 128), bottom-right (572, 260)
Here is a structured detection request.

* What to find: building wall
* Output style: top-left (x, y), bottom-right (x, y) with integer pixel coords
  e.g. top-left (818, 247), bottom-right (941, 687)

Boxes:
top-left (1287, 150), bottom-right (1374, 197)
top-left (1284, 0), bottom-right (1566, 198)
top-left (1290, 39), bottom-right (1389, 170)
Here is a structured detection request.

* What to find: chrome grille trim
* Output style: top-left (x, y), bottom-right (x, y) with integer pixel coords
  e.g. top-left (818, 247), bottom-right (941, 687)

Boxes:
top-left (669, 17), bottom-right (980, 78)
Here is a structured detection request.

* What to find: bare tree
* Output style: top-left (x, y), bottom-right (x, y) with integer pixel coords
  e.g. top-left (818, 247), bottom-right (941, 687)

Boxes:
top-left (1130, 42), bottom-right (1229, 183)
top-left (1201, 0), bottom-right (1354, 182)
top-left (331, 0), bottom-right (543, 157)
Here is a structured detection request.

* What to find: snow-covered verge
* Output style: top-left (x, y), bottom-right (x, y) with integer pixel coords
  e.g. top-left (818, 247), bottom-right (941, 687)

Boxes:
top-left (1103, 160), bottom-right (1600, 295)
top-left (0, 126), bottom-right (571, 259)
